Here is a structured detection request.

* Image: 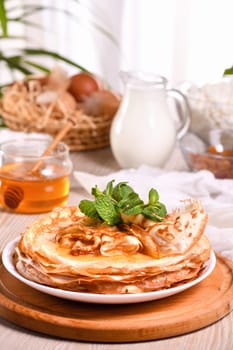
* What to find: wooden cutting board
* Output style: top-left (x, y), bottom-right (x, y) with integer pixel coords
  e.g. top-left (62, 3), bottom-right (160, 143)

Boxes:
top-left (0, 253), bottom-right (233, 343)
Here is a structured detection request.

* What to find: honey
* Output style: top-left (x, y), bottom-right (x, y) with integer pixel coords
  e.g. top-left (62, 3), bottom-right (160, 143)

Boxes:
top-left (208, 145), bottom-right (233, 156)
top-left (0, 162), bottom-right (70, 213)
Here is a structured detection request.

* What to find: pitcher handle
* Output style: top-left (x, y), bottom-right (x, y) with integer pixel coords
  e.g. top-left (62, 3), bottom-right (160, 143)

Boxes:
top-left (167, 89), bottom-right (191, 139)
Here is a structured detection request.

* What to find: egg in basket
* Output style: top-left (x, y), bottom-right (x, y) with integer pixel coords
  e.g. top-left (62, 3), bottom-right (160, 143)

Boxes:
top-left (0, 67), bottom-right (120, 151)
top-left (13, 180), bottom-right (212, 295)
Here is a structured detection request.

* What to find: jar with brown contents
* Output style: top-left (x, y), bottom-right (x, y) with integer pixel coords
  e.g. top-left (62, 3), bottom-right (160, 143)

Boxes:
top-left (0, 138), bottom-right (72, 213)
top-left (189, 145), bottom-right (233, 179)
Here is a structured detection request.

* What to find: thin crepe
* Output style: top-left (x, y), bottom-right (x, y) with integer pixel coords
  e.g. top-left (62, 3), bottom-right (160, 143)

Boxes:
top-left (14, 200), bottom-right (211, 294)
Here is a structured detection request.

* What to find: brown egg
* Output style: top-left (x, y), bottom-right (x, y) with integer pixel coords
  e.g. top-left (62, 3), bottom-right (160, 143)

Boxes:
top-left (81, 90), bottom-right (120, 117)
top-left (58, 91), bottom-right (77, 111)
top-left (68, 72), bottom-right (101, 102)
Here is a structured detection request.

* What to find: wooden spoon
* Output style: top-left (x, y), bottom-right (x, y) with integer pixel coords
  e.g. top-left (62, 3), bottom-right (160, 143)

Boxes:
top-left (3, 117), bottom-right (76, 210)
top-left (31, 118), bottom-right (75, 174)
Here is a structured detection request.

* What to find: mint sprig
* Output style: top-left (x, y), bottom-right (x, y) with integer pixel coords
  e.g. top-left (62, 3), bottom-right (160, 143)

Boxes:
top-left (79, 180), bottom-right (167, 225)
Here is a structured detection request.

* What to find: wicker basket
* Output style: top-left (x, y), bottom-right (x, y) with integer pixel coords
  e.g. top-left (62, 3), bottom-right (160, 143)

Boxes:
top-left (0, 79), bottom-right (117, 151)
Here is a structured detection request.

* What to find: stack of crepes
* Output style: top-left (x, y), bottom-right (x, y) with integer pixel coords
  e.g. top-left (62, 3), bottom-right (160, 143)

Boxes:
top-left (14, 199), bottom-right (211, 294)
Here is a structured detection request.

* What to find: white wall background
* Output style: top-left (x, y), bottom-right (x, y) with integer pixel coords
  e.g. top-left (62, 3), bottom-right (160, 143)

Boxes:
top-left (2, 0), bottom-right (233, 90)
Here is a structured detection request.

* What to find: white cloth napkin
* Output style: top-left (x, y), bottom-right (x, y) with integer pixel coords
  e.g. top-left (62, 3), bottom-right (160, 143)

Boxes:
top-left (74, 165), bottom-right (233, 260)
top-left (0, 128), bottom-right (51, 143)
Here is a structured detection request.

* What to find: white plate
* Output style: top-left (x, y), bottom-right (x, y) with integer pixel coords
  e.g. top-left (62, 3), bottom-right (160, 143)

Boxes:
top-left (2, 237), bottom-right (216, 305)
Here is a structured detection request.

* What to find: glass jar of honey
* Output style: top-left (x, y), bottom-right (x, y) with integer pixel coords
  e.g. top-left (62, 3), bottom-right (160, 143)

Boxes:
top-left (0, 138), bottom-right (73, 213)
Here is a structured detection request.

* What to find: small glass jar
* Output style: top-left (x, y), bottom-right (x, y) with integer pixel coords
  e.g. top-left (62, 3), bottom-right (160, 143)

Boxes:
top-left (0, 138), bottom-right (73, 213)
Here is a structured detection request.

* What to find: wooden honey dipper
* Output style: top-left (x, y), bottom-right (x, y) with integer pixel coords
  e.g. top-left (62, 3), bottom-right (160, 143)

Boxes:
top-left (3, 117), bottom-right (76, 210)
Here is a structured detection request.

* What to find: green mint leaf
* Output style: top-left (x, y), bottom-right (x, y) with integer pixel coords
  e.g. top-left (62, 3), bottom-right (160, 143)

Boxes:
top-left (149, 188), bottom-right (159, 204)
top-left (78, 179), bottom-right (167, 225)
top-left (123, 204), bottom-right (144, 215)
top-left (91, 185), bottom-right (103, 198)
top-left (112, 182), bottom-right (134, 201)
top-left (142, 207), bottom-right (162, 221)
top-left (119, 192), bottom-right (143, 211)
top-left (142, 203), bottom-right (167, 222)
top-left (95, 195), bottom-right (121, 225)
top-left (104, 180), bottom-right (114, 196)
top-left (79, 199), bottom-right (99, 219)
top-left (155, 202), bottom-right (167, 217)
top-left (150, 202), bottom-right (167, 217)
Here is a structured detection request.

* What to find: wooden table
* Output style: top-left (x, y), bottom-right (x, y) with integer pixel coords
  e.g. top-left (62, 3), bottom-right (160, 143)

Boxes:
top-left (0, 146), bottom-right (233, 350)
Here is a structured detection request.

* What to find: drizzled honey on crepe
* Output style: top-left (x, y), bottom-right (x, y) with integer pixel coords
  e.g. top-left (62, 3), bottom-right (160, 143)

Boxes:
top-left (14, 198), bottom-right (211, 294)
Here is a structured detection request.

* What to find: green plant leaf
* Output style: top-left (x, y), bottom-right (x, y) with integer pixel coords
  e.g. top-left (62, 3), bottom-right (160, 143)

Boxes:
top-left (23, 48), bottom-right (89, 72)
top-left (15, 6), bottom-right (56, 20)
top-left (0, 0), bottom-right (7, 37)
top-left (104, 180), bottom-right (114, 197)
top-left (156, 203), bottom-right (167, 217)
top-left (95, 196), bottom-right (121, 225)
top-left (118, 192), bottom-right (143, 211)
top-left (7, 3), bottom-right (120, 50)
top-left (0, 52), bottom-right (33, 74)
top-left (78, 180), bottom-right (167, 225)
top-left (22, 59), bottom-right (50, 73)
top-left (142, 203), bottom-right (167, 222)
top-left (148, 188), bottom-right (159, 205)
top-left (112, 182), bottom-right (134, 202)
top-left (9, 18), bottom-right (45, 31)
top-left (0, 35), bottom-right (26, 40)
top-left (79, 199), bottom-right (99, 219)
top-left (91, 185), bottom-right (104, 198)
top-left (0, 0), bottom-right (121, 88)
top-left (223, 66), bottom-right (233, 76)
top-left (123, 204), bottom-right (144, 216)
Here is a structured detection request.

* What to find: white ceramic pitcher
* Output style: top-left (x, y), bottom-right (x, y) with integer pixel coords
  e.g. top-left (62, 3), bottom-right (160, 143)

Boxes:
top-left (110, 71), bottom-right (190, 168)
